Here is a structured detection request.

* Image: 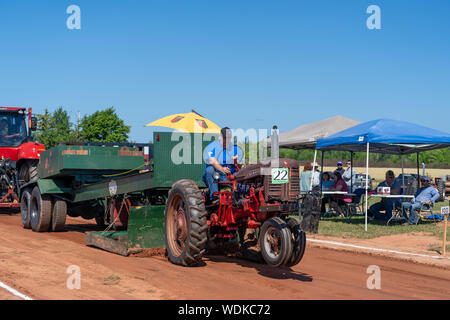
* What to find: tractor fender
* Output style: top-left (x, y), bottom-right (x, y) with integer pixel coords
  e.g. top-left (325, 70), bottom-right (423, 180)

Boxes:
top-left (17, 142), bottom-right (45, 161)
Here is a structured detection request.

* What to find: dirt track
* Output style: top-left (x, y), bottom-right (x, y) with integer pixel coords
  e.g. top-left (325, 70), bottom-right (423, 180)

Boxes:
top-left (0, 212), bottom-right (449, 300)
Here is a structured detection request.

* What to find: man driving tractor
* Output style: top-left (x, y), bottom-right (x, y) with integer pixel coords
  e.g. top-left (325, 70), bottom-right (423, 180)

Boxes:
top-left (202, 127), bottom-right (243, 201)
top-left (0, 119), bottom-right (22, 142)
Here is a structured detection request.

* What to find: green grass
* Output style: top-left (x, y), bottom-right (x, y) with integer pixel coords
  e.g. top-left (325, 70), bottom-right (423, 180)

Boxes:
top-left (315, 215), bottom-right (442, 239)
top-left (292, 199), bottom-right (449, 240)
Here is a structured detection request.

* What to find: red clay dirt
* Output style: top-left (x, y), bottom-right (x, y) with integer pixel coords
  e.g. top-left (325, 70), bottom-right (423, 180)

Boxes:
top-left (0, 212), bottom-right (449, 300)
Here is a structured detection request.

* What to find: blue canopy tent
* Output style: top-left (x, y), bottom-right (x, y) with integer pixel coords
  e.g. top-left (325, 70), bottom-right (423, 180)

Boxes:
top-left (315, 118), bottom-right (450, 230)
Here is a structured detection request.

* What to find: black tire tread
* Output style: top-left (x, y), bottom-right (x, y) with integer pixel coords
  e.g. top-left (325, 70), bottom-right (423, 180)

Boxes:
top-left (52, 199), bottom-right (67, 232)
top-left (285, 218), bottom-right (306, 267)
top-left (20, 188), bottom-right (32, 229)
top-left (259, 217), bottom-right (292, 267)
top-left (165, 179), bottom-right (208, 267)
top-left (437, 180), bottom-right (445, 202)
top-left (31, 186), bottom-right (52, 232)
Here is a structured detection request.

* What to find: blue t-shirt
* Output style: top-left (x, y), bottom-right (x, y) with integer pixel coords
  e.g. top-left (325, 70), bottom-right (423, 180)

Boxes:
top-left (321, 180), bottom-right (335, 191)
top-left (204, 140), bottom-right (243, 174)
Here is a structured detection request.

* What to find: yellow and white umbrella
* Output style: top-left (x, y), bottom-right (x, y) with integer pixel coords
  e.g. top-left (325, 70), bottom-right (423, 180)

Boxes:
top-left (145, 110), bottom-right (220, 133)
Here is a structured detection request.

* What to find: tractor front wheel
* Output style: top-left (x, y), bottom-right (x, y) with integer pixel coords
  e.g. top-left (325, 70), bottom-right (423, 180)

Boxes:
top-left (165, 179), bottom-right (208, 267)
top-left (259, 217), bottom-right (293, 267)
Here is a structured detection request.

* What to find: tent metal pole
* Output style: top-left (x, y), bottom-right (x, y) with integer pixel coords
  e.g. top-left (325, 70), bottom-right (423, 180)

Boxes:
top-left (417, 152), bottom-right (420, 188)
top-left (401, 155), bottom-right (405, 192)
top-left (350, 151), bottom-right (354, 193)
top-left (320, 150), bottom-right (324, 193)
top-left (365, 142), bottom-right (369, 232)
top-left (310, 149), bottom-right (317, 191)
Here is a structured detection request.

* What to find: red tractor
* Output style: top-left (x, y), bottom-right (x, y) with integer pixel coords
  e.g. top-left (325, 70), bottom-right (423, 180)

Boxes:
top-left (0, 106), bottom-right (44, 208)
top-left (164, 124), bottom-right (306, 268)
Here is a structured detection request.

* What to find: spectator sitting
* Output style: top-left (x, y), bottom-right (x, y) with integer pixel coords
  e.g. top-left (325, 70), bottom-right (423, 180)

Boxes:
top-left (300, 162), bottom-right (313, 194)
top-left (329, 171), bottom-right (351, 217)
top-left (368, 170), bottom-right (401, 221)
top-left (401, 176), bottom-right (440, 225)
top-left (320, 172), bottom-right (334, 191)
top-left (320, 172), bottom-right (335, 215)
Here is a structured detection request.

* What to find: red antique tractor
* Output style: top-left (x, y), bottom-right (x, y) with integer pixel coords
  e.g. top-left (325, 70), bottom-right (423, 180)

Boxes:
top-left (164, 128), bottom-right (306, 268)
top-left (0, 106), bottom-right (44, 208)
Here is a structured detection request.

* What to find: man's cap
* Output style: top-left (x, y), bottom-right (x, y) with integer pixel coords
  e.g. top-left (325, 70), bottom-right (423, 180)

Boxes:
top-left (313, 162), bottom-right (319, 167)
top-left (220, 127), bottom-right (231, 136)
top-left (337, 161), bottom-right (343, 165)
top-left (420, 176), bottom-right (430, 182)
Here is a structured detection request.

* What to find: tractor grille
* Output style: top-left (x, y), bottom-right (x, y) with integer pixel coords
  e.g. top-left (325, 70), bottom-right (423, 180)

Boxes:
top-left (265, 166), bottom-right (300, 203)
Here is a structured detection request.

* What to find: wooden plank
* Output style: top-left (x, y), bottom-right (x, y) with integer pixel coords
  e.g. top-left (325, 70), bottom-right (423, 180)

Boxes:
top-left (85, 232), bottom-right (129, 256)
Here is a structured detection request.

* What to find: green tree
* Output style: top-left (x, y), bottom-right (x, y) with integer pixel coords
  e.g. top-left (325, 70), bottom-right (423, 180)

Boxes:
top-left (35, 107), bottom-right (75, 148)
top-left (80, 107), bottom-right (130, 142)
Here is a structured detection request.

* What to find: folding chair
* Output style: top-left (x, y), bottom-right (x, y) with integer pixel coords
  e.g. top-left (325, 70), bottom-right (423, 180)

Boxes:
top-left (417, 202), bottom-right (435, 223)
top-left (387, 181), bottom-right (418, 225)
top-left (344, 188), bottom-right (366, 217)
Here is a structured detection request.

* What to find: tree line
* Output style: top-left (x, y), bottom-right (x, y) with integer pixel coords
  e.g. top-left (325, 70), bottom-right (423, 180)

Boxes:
top-left (34, 107), bottom-right (130, 148)
top-left (241, 143), bottom-right (450, 169)
top-left (34, 108), bottom-right (449, 169)
top-left (281, 148), bottom-right (450, 169)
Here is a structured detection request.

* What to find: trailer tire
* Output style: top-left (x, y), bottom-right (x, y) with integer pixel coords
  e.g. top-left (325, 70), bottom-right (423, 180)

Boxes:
top-left (165, 179), bottom-right (207, 267)
top-left (20, 188), bottom-right (32, 229)
top-left (51, 199), bottom-right (67, 232)
top-left (30, 187), bottom-right (52, 232)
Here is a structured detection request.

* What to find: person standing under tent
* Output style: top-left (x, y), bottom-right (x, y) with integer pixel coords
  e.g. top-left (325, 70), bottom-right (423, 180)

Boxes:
top-left (342, 159), bottom-right (357, 192)
top-left (312, 162), bottom-right (321, 189)
top-left (300, 162), bottom-right (313, 194)
top-left (335, 161), bottom-right (345, 176)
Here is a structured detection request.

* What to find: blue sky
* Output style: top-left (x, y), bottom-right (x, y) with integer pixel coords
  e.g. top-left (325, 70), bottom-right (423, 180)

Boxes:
top-left (0, 0), bottom-right (449, 142)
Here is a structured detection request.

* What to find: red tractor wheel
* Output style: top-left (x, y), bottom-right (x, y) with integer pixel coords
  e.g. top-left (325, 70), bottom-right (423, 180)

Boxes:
top-left (259, 217), bottom-right (293, 267)
top-left (164, 179), bottom-right (208, 267)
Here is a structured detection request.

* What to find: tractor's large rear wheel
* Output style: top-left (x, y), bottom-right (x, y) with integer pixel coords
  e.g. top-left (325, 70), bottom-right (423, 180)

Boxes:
top-left (30, 186), bottom-right (52, 232)
top-left (259, 217), bottom-right (293, 267)
top-left (165, 179), bottom-right (208, 267)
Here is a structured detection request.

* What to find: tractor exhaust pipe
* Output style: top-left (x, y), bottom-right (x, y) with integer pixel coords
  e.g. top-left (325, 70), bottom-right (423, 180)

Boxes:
top-left (271, 125), bottom-right (279, 168)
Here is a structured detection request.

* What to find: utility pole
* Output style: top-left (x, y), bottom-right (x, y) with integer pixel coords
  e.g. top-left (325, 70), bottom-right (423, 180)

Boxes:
top-left (77, 111), bottom-right (81, 140)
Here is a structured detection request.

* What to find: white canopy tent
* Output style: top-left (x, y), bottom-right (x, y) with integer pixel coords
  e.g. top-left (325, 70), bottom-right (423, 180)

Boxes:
top-left (266, 115), bottom-right (361, 191)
